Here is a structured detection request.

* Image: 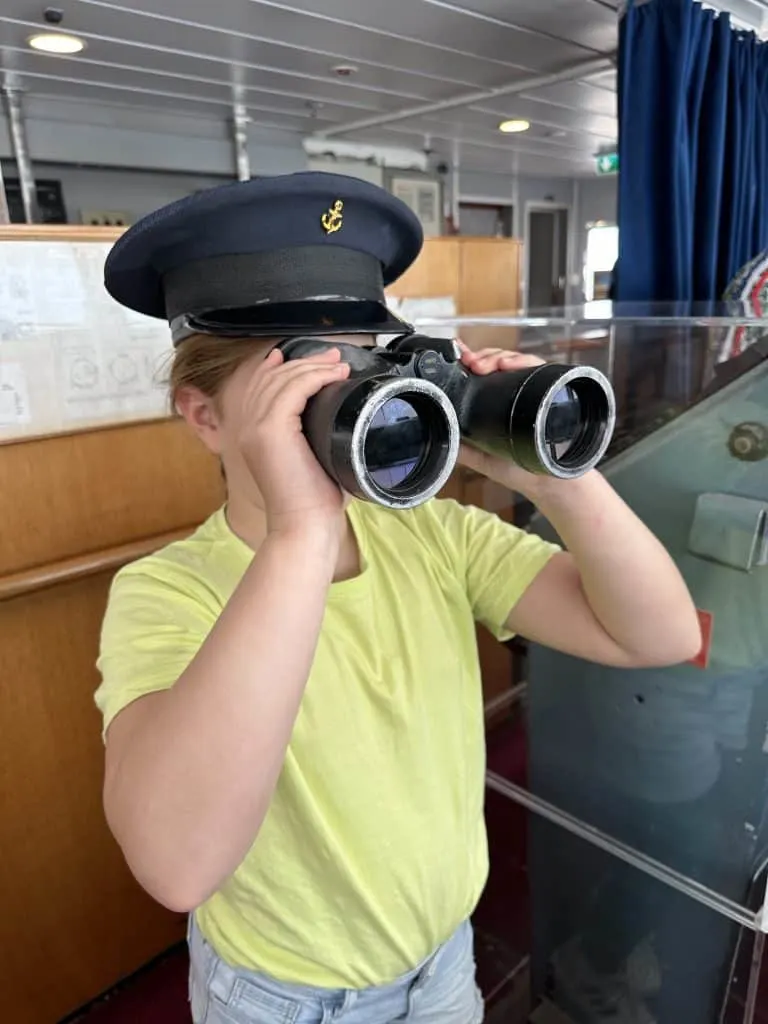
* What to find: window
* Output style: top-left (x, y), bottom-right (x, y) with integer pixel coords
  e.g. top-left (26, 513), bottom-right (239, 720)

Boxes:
top-left (584, 224), bottom-right (619, 301)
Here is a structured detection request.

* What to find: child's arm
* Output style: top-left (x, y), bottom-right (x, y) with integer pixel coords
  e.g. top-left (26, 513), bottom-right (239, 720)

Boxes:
top-left (103, 523), bottom-right (340, 914)
top-left (505, 471), bottom-right (702, 667)
top-left (456, 344), bottom-right (701, 668)
top-left (102, 347), bottom-right (350, 913)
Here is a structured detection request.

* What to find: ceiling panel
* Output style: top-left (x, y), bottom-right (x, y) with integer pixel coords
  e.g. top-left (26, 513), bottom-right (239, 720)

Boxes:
top-left (458, 98), bottom-right (616, 140)
top-left (5, 63), bottom-right (365, 134)
top-left (61, 0), bottom-right (539, 79)
top-left (518, 77), bottom-right (617, 117)
top-left (415, 0), bottom-right (618, 53)
top-left (23, 91), bottom-right (232, 136)
top-left (362, 126), bottom-right (594, 177)
top-left (397, 108), bottom-right (612, 156)
top-left (0, 42), bottom-right (433, 117)
top-left (0, 15), bottom-right (467, 107)
top-left (372, 118), bottom-right (599, 166)
top-left (267, 0), bottom-right (599, 69)
top-left (0, 0), bottom-right (620, 178)
top-left (0, 28), bottom-right (474, 107)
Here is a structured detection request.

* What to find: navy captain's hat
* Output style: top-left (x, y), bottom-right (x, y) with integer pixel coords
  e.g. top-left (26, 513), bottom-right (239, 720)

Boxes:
top-left (104, 171), bottom-right (423, 345)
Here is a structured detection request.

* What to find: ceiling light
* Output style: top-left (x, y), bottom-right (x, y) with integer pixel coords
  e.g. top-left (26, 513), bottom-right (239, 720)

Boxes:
top-left (499, 119), bottom-right (530, 134)
top-left (27, 32), bottom-right (85, 54)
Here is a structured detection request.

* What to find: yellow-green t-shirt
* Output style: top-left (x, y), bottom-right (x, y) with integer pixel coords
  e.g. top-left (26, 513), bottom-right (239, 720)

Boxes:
top-left (95, 497), bottom-right (559, 988)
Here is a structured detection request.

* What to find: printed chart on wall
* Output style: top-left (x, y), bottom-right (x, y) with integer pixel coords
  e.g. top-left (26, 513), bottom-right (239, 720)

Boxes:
top-left (0, 240), bottom-right (173, 439)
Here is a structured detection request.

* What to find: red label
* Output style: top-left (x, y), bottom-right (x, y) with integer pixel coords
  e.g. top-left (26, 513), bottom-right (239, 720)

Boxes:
top-left (688, 609), bottom-right (714, 669)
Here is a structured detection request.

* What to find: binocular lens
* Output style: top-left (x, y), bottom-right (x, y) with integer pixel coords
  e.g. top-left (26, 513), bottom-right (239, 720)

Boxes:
top-left (364, 397), bottom-right (426, 490)
top-left (351, 379), bottom-right (460, 509)
top-left (544, 384), bottom-right (586, 462)
top-left (539, 376), bottom-right (613, 473)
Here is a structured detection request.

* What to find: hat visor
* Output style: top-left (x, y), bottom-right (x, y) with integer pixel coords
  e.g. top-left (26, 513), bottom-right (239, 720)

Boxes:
top-left (172, 300), bottom-right (413, 345)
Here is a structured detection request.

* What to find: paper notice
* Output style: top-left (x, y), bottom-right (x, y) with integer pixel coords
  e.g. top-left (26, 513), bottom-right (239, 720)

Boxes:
top-left (34, 245), bottom-right (87, 325)
top-left (0, 362), bottom-right (31, 425)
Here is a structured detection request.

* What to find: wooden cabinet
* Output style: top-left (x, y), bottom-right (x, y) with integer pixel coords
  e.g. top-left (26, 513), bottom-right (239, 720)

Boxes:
top-left (386, 236), bottom-right (523, 313)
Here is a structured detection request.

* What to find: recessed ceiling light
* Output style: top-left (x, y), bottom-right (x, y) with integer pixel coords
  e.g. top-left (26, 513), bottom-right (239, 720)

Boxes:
top-left (27, 32), bottom-right (86, 54)
top-left (499, 119), bottom-right (530, 134)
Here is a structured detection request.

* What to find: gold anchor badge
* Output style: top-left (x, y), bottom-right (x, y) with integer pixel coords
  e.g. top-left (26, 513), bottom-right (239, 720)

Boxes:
top-left (321, 199), bottom-right (344, 234)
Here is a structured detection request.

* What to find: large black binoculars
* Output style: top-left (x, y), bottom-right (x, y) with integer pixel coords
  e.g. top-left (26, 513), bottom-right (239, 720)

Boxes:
top-left (277, 335), bottom-right (616, 510)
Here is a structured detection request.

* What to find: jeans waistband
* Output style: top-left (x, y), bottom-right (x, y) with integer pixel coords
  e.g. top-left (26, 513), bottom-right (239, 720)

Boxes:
top-left (188, 912), bottom-right (470, 1005)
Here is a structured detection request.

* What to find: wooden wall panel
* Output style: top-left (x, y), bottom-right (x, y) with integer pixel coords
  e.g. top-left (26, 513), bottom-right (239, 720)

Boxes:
top-left (387, 236), bottom-right (522, 314)
top-left (0, 572), bottom-right (187, 1024)
top-left (387, 237), bottom-right (460, 300)
top-left (0, 419), bottom-right (223, 575)
top-left (1, 418), bottom-right (222, 1024)
top-left (458, 238), bottom-right (522, 315)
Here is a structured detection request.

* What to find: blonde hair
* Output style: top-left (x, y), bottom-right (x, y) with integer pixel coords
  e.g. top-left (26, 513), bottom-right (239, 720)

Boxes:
top-left (167, 333), bottom-right (268, 411)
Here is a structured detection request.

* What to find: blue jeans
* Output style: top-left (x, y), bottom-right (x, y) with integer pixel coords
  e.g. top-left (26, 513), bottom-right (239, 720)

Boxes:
top-left (188, 915), bottom-right (484, 1024)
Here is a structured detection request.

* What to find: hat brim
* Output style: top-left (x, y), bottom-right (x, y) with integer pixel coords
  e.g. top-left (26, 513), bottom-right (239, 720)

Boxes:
top-left (171, 299), bottom-right (413, 346)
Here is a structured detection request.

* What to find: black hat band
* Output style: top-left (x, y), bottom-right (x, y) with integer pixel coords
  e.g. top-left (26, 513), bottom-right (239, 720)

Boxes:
top-left (162, 246), bottom-right (387, 322)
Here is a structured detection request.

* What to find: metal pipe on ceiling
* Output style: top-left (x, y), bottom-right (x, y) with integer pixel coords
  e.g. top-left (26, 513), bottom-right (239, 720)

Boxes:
top-left (1, 75), bottom-right (39, 224)
top-left (318, 55), bottom-right (614, 138)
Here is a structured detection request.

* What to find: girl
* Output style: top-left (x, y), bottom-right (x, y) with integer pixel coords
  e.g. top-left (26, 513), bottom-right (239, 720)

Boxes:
top-left (96, 172), bottom-right (701, 1024)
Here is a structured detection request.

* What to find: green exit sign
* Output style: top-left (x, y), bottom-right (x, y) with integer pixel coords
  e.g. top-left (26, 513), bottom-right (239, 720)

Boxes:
top-left (596, 152), bottom-right (619, 175)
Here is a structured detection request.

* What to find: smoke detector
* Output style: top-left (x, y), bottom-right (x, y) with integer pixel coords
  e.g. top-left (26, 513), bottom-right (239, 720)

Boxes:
top-left (331, 64), bottom-right (359, 78)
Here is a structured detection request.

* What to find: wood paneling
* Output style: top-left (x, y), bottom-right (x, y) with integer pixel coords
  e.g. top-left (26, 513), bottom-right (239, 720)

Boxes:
top-left (1, 413), bottom-right (223, 1024)
top-left (387, 237), bottom-right (462, 301)
top-left (0, 572), bottom-right (187, 1024)
top-left (0, 419), bottom-right (222, 576)
top-left (0, 225), bottom-right (123, 243)
top-left (387, 236), bottom-right (522, 314)
top-left (458, 238), bottom-right (522, 316)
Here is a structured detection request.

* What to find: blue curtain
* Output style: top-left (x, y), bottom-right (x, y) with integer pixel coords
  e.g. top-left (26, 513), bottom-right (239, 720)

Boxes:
top-left (617, 0), bottom-right (768, 303)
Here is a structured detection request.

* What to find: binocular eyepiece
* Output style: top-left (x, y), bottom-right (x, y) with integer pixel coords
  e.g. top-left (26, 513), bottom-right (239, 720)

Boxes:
top-left (278, 335), bottom-right (616, 510)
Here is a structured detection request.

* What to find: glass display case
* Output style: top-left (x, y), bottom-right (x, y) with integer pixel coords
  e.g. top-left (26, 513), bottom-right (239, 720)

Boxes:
top-left (421, 305), bottom-right (768, 1024)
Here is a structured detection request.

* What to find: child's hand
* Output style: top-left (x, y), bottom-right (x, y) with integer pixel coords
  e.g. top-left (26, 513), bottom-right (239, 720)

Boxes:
top-left (455, 340), bottom-right (551, 498)
top-left (236, 346), bottom-right (350, 534)
top-left (457, 339), bottom-right (544, 378)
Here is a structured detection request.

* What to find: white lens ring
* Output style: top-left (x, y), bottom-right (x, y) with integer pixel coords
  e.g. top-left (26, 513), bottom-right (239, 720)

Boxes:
top-left (533, 366), bottom-right (616, 478)
top-left (350, 377), bottom-right (460, 509)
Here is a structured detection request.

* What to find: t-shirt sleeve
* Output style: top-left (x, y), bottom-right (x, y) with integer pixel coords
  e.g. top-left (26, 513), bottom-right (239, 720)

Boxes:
top-left (431, 498), bottom-right (562, 641)
top-left (95, 561), bottom-right (218, 740)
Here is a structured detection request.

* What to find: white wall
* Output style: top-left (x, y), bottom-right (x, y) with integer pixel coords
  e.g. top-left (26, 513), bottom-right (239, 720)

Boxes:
top-left (579, 174), bottom-right (618, 227)
top-left (0, 162), bottom-right (231, 224)
top-left (0, 95), bottom-right (305, 179)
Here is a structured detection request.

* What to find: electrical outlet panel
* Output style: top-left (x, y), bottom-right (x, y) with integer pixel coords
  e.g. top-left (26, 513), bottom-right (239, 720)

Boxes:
top-left (80, 209), bottom-right (133, 227)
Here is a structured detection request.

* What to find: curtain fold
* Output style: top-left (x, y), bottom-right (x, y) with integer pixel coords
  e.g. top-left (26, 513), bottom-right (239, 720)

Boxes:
top-left (617, 0), bottom-right (768, 303)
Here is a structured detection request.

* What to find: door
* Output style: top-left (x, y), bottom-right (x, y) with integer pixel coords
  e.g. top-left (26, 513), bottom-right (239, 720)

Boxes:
top-left (527, 207), bottom-right (569, 309)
